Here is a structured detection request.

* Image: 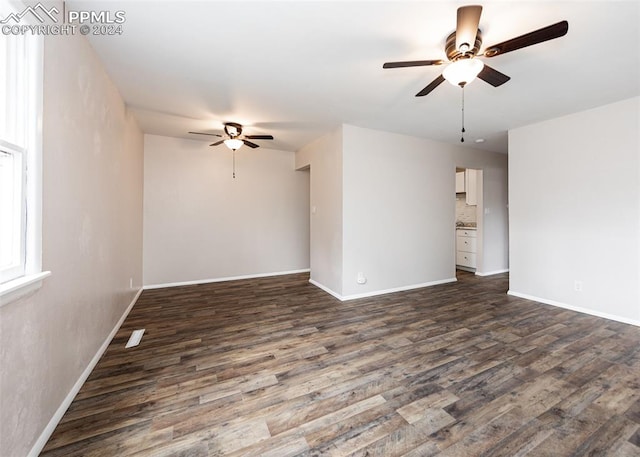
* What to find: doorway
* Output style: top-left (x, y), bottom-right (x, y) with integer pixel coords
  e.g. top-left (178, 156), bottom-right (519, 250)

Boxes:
top-left (455, 167), bottom-right (482, 276)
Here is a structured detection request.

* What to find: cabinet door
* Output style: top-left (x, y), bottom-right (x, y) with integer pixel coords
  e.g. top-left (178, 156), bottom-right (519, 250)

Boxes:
top-left (456, 229), bottom-right (477, 238)
top-left (455, 171), bottom-right (465, 193)
top-left (456, 235), bottom-right (477, 253)
top-left (456, 251), bottom-right (477, 268)
top-left (465, 169), bottom-right (477, 205)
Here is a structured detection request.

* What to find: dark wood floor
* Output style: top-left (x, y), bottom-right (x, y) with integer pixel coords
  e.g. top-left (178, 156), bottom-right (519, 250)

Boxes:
top-left (42, 271), bottom-right (640, 456)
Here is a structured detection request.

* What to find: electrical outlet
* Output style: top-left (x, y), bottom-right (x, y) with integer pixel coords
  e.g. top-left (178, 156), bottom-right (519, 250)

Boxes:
top-left (129, 277), bottom-right (133, 289)
top-left (574, 280), bottom-right (583, 292)
top-left (356, 272), bottom-right (367, 285)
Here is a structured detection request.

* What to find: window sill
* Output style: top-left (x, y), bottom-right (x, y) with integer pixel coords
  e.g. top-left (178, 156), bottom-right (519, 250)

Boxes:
top-left (0, 271), bottom-right (51, 307)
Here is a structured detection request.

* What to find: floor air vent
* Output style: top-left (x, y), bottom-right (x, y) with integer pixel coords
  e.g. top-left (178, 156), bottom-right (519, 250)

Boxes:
top-left (125, 329), bottom-right (145, 348)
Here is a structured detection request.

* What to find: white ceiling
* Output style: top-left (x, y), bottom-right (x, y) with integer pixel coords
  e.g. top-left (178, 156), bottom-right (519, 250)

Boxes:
top-left (71, 1), bottom-right (640, 154)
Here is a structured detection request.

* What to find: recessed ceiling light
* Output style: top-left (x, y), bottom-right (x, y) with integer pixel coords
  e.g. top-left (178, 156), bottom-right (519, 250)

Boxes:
top-left (475, 138), bottom-right (485, 143)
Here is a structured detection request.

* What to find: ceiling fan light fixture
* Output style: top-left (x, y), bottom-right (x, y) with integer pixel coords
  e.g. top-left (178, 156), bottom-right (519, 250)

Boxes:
top-left (443, 58), bottom-right (484, 87)
top-left (224, 138), bottom-right (244, 151)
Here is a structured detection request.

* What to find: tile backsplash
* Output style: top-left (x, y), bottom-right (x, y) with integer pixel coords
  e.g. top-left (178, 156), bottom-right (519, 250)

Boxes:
top-left (456, 195), bottom-right (477, 224)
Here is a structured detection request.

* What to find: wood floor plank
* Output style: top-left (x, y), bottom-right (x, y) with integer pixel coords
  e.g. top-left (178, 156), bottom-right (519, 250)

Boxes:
top-left (523, 404), bottom-right (612, 455)
top-left (437, 408), bottom-right (530, 456)
top-left (396, 389), bottom-right (459, 420)
top-left (207, 418), bottom-right (272, 456)
top-left (225, 436), bottom-right (310, 457)
top-left (40, 271), bottom-right (640, 456)
top-left (265, 369), bottom-right (400, 437)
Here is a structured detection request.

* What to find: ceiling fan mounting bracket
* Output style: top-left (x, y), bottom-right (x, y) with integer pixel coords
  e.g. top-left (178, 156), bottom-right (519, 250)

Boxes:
top-left (484, 47), bottom-right (499, 57)
top-left (445, 30), bottom-right (483, 61)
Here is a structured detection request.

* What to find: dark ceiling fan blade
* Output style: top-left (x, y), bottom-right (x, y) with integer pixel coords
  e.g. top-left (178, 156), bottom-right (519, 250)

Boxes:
top-left (210, 140), bottom-right (225, 146)
top-left (415, 74), bottom-right (446, 97)
top-left (483, 20), bottom-right (569, 57)
top-left (242, 140), bottom-right (260, 149)
top-left (477, 64), bottom-right (510, 87)
top-left (189, 131), bottom-right (222, 137)
top-left (245, 135), bottom-right (274, 140)
top-left (456, 5), bottom-right (482, 53)
top-left (383, 60), bottom-right (444, 69)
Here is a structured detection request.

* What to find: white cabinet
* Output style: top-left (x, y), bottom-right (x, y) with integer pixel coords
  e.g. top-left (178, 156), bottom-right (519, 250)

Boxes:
top-left (455, 171), bottom-right (465, 193)
top-left (456, 234), bottom-right (477, 252)
top-left (465, 169), bottom-right (477, 206)
top-left (456, 251), bottom-right (477, 268)
top-left (455, 169), bottom-right (478, 206)
top-left (456, 228), bottom-right (477, 270)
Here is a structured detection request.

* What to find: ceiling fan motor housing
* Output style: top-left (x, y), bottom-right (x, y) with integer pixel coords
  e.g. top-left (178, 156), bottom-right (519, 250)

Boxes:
top-left (446, 30), bottom-right (483, 61)
top-left (224, 122), bottom-right (243, 138)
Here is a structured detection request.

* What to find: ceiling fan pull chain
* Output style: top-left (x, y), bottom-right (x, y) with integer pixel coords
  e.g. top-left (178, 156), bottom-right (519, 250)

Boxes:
top-left (233, 151), bottom-right (236, 179)
top-left (460, 85), bottom-right (465, 143)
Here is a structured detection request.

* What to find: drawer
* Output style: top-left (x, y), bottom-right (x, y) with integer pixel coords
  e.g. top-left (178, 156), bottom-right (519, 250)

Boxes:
top-left (456, 229), bottom-right (477, 238)
top-left (456, 251), bottom-right (477, 268)
top-left (456, 235), bottom-right (477, 253)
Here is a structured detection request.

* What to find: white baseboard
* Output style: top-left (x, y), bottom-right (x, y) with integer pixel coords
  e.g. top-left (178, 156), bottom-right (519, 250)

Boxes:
top-left (144, 269), bottom-right (311, 290)
top-left (507, 290), bottom-right (640, 327)
top-left (309, 277), bottom-right (458, 302)
top-left (308, 279), bottom-right (343, 300)
top-left (28, 287), bottom-right (144, 457)
top-left (475, 269), bottom-right (509, 277)
top-left (342, 278), bottom-right (457, 301)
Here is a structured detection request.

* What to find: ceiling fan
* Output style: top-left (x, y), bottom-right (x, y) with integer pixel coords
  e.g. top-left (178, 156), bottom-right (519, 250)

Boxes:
top-left (188, 122), bottom-right (274, 151)
top-left (188, 122), bottom-right (274, 178)
top-left (383, 5), bottom-right (569, 96)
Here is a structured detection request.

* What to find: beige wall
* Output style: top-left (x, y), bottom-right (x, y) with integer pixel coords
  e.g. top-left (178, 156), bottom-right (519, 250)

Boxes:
top-left (509, 97), bottom-right (639, 324)
top-left (341, 125), bottom-right (455, 296)
top-left (341, 125), bottom-right (509, 297)
top-left (142, 134), bottom-right (310, 286)
top-left (297, 124), bottom-right (509, 299)
top-left (297, 126), bottom-right (344, 296)
top-left (0, 31), bottom-right (144, 456)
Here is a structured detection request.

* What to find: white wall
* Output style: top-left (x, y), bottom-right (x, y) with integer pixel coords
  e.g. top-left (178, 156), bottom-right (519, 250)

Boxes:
top-left (296, 124), bottom-right (509, 299)
top-left (296, 127), bottom-right (343, 295)
top-left (143, 135), bottom-right (310, 286)
top-left (0, 33), bottom-right (144, 456)
top-left (341, 125), bottom-right (456, 296)
top-left (509, 96), bottom-right (640, 325)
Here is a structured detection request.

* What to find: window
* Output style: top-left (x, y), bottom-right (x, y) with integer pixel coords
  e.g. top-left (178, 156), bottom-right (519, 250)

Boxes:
top-left (0, 0), bottom-right (47, 301)
top-left (0, 142), bottom-right (26, 282)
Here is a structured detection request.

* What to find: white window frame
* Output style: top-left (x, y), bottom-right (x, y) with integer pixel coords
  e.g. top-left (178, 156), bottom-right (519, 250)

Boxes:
top-left (0, 140), bottom-right (27, 282)
top-left (0, 1), bottom-right (49, 305)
